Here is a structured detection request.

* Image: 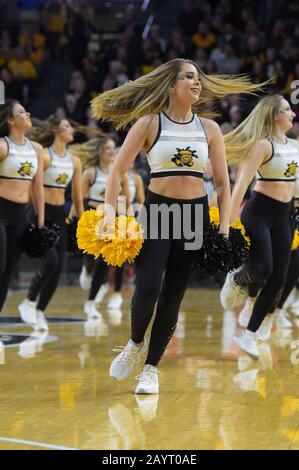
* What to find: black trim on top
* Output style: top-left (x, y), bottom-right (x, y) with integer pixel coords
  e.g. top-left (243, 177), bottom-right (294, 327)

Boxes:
top-left (3, 136), bottom-right (9, 158)
top-left (147, 113), bottom-right (161, 153)
top-left (162, 112), bottom-right (194, 125)
top-left (44, 184), bottom-right (68, 189)
top-left (256, 177), bottom-right (296, 182)
top-left (260, 139), bottom-right (274, 166)
top-left (91, 166), bottom-right (98, 187)
top-left (150, 170), bottom-right (203, 178)
top-left (0, 175), bottom-right (33, 181)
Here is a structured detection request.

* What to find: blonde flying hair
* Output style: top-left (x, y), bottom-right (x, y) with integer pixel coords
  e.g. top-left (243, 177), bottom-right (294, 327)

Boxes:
top-left (91, 58), bottom-right (269, 129)
top-left (28, 116), bottom-right (105, 148)
top-left (224, 94), bottom-right (285, 165)
top-left (70, 136), bottom-right (115, 169)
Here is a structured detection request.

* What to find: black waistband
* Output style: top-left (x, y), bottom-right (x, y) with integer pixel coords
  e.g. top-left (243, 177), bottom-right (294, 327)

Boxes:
top-left (249, 191), bottom-right (293, 213)
top-left (45, 203), bottom-right (65, 220)
top-left (144, 189), bottom-right (208, 206)
top-left (0, 196), bottom-right (28, 212)
top-left (150, 171), bottom-right (203, 179)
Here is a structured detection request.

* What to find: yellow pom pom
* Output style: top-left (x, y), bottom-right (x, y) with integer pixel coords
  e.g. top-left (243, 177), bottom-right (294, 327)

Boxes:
top-left (101, 215), bottom-right (144, 267)
top-left (76, 209), bottom-right (105, 258)
top-left (209, 206), bottom-right (220, 226)
top-left (231, 218), bottom-right (251, 246)
top-left (292, 229), bottom-right (299, 251)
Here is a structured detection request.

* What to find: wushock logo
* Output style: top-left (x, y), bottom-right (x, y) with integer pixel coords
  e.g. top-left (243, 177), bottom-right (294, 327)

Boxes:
top-left (290, 340), bottom-right (299, 365)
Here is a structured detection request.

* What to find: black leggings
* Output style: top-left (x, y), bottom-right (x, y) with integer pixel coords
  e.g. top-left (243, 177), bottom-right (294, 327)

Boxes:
top-left (131, 190), bottom-right (210, 366)
top-left (27, 204), bottom-right (67, 311)
top-left (0, 197), bottom-right (27, 312)
top-left (86, 260), bottom-right (124, 300)
top-left (247, 217), bottom-right (299, 309)
top-left (234, 192), bottom-right (293, 332)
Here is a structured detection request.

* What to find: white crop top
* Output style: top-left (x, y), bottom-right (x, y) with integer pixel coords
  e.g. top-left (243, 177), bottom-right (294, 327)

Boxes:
top-left (43, 147), bottom-right (74, 189)
top-left (256, 137), bottom-right (299, 182)
top-left (147, 112), bottom-right (209, 178)
top-left (0, 136), bottom-right (38, 181)
top-left (89, 167), bottom-right (108, 203)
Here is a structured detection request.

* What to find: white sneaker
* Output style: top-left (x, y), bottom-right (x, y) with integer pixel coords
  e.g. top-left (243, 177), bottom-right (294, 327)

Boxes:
top-left (274, 308), bottom-right (293, 329)
top-left (95, 282), bottom-right (109, 304)
top-left (257, 314), bottom-right (274, 341)
top-left (291, 305), bottom-right (299, 318)
top-left (135, 364), bottom-right (159, 394)
top-left (283, 287), bottom-right (296, 309)
top-left (79, 265), bottom-right (92, 290)
top-left (18, 299), bottom-right (38, 328)
top-left (107, 292), bottom-right (123, 309)
top-left (239, 298), bottom-right (254, 327)
top-left (35, 310), bottom-right (49, 331)
top-left (135, 395), bottom-right (159, 421)
top-left (109, 338), bottom-right (147, 381)
top-left (220, 268), bottom-right (247, 310)
top-left (84, 300), bottom-right (103, 320)
top-left (108, 308), bottom-right (123, 326)
top-left (234, 330), bottom-right (260, 360)
top-left (290, 294), bottom-right (299, 317)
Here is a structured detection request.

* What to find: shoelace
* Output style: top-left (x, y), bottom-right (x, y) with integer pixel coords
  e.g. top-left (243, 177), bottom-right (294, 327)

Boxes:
top-left (136, 368), bottom-right (161, 384)
top-left (112, 346), bottom-right (141, 366)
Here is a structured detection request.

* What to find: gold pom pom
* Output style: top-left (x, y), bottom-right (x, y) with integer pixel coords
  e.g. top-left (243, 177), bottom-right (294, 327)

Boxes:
top-left (209, 206), bottom-right (220, 225)
top-left (230, 218), bottom-right (251, 246)
top-left (292, 229), bottom-right (299, 251)
top-left (101, 215), bottom-right (144, 267)
top-left (76, 209), bottom-right (105, 258)
top-left (209, 206), bottom-right (251, 246)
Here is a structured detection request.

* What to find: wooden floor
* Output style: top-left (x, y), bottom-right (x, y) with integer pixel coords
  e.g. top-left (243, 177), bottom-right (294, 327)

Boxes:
top-left (1, 285), bottom-right (299, 450)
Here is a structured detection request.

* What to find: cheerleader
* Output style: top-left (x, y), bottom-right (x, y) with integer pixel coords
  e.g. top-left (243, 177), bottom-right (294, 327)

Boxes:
top-left (73, 137), bottom-right (130, 319)
top-left (91, 58), bottom-right (264, 394)
top-left (220, 95), bottom-right (299, 358)
top-left (240, 175), bottom-right (299, 332)
top-left (0, 100), bottom-right (44, 312)
top-left (18, 116), bottom-right (84, 330)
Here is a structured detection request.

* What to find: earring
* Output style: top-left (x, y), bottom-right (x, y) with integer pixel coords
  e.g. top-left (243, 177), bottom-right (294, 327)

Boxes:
top-left (170, 87), bottom-right (174, 93)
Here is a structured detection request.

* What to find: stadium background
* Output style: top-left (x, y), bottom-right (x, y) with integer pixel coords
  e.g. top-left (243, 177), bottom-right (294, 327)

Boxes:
top-left (1, 0), bottom-right (298, 288)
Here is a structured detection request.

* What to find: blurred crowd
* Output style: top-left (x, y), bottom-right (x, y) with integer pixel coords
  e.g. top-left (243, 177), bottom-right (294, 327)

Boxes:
top-left (1, 0), bottom-right (299, 130)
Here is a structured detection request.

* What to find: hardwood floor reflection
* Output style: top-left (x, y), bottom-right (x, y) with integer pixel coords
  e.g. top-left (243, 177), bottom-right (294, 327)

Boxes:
top-left (0, 286), bottom-right (299, 450)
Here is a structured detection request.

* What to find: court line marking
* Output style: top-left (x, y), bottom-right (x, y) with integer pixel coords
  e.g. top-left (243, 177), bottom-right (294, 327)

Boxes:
top-left (0, 436), bottom-right (78, 450)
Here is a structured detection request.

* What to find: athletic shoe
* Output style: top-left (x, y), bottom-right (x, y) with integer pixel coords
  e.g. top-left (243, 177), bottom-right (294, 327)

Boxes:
top-left (220, 268), bottom-right (247, 310)
top-left (135, 364), bottom-right (159, 394)
top-left (79, 265), bottom-right (92, 290)
top-left (275, 308), bottom-right (292, 328)
top-left (257, 314), bottom-right (274, 341)
top-left (84, 300), bottom-right (103, 320)
top-left (18, 299), bottom-right (38, 328)
top-left (238, 298), bottom-right (254, 327)
top-left (109, 338), bottom-right (147, 381)
top-left (95, 282), bottom-right (109, 304)
top-left (35, 310), bottom-right (49, 331)
top-left (107, 292), bottom-right (123, 309)
top-left (233, 330), bottom-right (259, 360)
